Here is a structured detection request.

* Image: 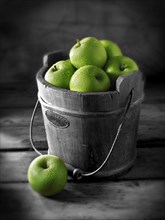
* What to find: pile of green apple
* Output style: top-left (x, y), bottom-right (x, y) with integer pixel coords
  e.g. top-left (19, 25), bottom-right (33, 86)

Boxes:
top-left (45, 37), bottom-right (139, 92)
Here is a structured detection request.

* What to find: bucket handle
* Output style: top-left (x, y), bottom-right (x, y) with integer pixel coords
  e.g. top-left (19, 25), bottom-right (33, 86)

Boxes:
top-left (29, 89), bottom-right (134, 181)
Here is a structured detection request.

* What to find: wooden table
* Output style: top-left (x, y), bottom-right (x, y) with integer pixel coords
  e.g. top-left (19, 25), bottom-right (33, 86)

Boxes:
top-left (0, 80), bottom-right (165, 220)
top-left (0, 0), bottom-right (165, 219)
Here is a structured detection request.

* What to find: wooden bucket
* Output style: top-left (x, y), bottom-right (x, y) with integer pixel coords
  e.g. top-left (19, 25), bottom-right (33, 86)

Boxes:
top-left (36, 50), bottom-right (144, 178)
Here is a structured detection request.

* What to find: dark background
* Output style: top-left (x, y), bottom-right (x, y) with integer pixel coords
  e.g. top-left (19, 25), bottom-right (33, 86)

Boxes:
top-left (0, 0), bottom-right (165, 85)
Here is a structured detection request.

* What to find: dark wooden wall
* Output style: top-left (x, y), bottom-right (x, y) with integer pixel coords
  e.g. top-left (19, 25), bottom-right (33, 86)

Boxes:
top-left (0, 0), bottom-right (165, 84)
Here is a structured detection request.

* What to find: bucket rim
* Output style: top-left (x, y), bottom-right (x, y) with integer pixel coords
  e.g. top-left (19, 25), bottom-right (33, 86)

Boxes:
top-left (36, 66), bottom-right (142, 96)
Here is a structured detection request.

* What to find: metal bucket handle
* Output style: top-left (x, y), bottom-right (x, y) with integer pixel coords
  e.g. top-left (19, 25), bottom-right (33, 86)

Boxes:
top-left (29, 89), bottom-right (134, 181)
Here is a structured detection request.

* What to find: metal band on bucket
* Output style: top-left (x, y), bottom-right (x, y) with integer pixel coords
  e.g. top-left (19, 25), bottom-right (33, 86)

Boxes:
top-left (38, 92), bottom-right (144, 118)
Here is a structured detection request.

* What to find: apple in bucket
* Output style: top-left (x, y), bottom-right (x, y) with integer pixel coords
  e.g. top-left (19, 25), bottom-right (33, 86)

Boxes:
top-left (104, 56), bottom-right (139, 89)
top-left (69, 37), bottom-right (107, 69)
top-left (44, 59), bottom-right (75, 89)
top-left (69, 65), bottom-right (110, 92)
top-left (100, 39), bottom-right (123, 58)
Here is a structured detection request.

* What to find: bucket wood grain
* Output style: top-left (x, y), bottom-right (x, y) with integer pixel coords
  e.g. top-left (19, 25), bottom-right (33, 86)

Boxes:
top-left (36, 51), bottom-right (144, 178)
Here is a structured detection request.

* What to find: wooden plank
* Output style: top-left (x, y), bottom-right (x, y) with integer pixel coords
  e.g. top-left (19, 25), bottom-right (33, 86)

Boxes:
top-left (0, 180), bottom-right (165, 220)
top-left (0, 147), bottom-right (165, 183)
top-left (0, 123), bottom-right (164, 151)
top-left (0, 102), bottom-right (164, 133)
top-left (125, 147), bottom-right (165, 180)
top-left (1, 81), bottom-right (164, 108)
top-left (0, 126), bottom-right (47, 150)
top-left (138, 102), bottom-right (165, 141)
top-left (0, 107), bottom-right (43, 127)
top-left (0, 99), bottom-right (164, 151)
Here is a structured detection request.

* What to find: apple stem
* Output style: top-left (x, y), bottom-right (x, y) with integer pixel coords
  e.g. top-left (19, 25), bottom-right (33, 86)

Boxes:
top-left (120, 64), bottom-right (127, 71)
top-left (53, 65), bottom-right (57, 71)
top-left (76, 39), bottom-right (81, 47)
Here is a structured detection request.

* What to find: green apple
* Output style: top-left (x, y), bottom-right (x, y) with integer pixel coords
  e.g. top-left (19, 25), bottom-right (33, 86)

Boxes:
top-left (69, 65), bottom-right (110, 92)
top-left (100, 39), bottom-right (122, 58)
top-left (44, 59), bottom-right (75, 89)
top-left (28, 155), bottom-right (68, 196)
top-left (104, 56), bottom-right (139, 89)
top-left (69, 37), bottom-right (107, 69)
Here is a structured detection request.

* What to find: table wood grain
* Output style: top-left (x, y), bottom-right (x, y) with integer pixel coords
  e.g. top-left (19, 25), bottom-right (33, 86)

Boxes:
top-left (0, 81), bottom-right (165, 220)
top-left (0, 0), bottom-right (165, 219)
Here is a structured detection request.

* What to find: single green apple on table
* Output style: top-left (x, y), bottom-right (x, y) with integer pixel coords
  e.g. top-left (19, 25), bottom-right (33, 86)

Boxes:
top-left (69, 65), bottom-right (110, 92)
top-left (44, 59), bottom-right (75, 89)
top-left (100, 39), bottom-right (122, 59)
top-left (69, 37), bottom-right (107, 69)
top-left (104, 56), bottom-right (139, 89)
top-left (28, 155), bottom-right (68, 196)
